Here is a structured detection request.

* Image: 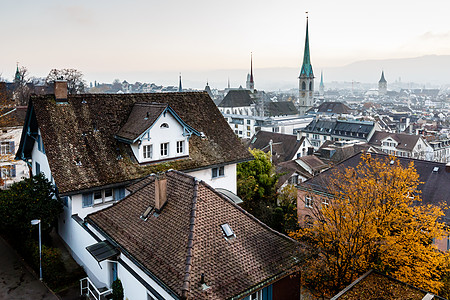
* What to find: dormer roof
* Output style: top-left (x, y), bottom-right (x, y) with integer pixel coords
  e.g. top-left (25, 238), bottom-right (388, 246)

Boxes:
top-left (115, 103), bottom-right (199, 144)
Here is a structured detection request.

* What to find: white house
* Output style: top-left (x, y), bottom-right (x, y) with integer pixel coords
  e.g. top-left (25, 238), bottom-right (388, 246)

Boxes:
top-left (17, 83), bottom-right (300, 299)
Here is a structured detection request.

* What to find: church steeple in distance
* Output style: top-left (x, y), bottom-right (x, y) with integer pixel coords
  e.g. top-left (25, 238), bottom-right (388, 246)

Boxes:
top-left (298, 12), bottom-right (315, 116)
top-left (178, 73), bottom-right (183, 92)
top-left (246, 52), bottom-right (255, 92)
top-left (14, 62), bottom-right (21, 83)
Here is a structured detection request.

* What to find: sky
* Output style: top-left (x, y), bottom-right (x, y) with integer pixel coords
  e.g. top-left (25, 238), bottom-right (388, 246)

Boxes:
top-left (1, 0), bottom-right (450, 89)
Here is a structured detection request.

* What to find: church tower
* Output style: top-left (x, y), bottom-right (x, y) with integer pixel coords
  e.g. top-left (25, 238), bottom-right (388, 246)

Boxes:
top-left (246, 53), bottom-right (255, 92)
top-left (14, 63), bottom-right (21, 83)
top-left (378, 71), bottom-right (387, 96)
top-left (178, 73), bottom-right (183, 92)
top-left (319, 71), bottom-right (324, 98)
top-left (298, 15), bottom-right (314, 116)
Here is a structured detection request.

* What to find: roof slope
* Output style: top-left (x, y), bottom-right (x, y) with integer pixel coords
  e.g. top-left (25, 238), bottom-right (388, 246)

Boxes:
top-left (316, 102), bottom-right (351, 114)
top-left (115, 103), bottom-right (168, 142)
top-left (300, 152), bottom-right (450, 222)
top-left (249, 131), bottom-right (303, 164)
top-left (265, 102), bottom-right (298, 116)
top-left (19, 92), bottom-right (251, 194)
top-left (369, 131), bottom-right (421, 151)
top-left (218, 90), bottom-right (255, 107)
top-left (87, 171), bottom-right (301, 300)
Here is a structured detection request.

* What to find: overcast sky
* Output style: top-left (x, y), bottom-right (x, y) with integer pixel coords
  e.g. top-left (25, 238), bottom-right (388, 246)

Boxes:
top-left (2, 0), bottom-right (450, 88)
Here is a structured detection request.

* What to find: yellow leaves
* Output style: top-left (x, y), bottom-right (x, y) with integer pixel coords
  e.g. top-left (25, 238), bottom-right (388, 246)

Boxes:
top-left (290, 153), bottom-right (450, 296)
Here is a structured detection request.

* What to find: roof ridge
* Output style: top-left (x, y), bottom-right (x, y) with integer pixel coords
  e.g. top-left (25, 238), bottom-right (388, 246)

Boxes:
top-left (181, 178), bottom-right (199, 299)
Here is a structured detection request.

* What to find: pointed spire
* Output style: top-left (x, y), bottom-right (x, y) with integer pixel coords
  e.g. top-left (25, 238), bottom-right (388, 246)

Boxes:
top-left (14, 62), bottom-right (21, 83)
top-left (227, 77), bottom-right (230, 89)
top-left (379, 70), bottom-right (387, 83)
top-left (250, 52), bottom-right (254, 84)
top-left (299, 13), bottom-right (314, 78)
top-left (320, 71), bottom-right (324, 88)
top-left (178, 73), bottom-right (183, 92)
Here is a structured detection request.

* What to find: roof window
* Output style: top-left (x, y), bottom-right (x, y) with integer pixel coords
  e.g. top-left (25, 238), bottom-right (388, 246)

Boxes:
top-left (220, 223), bottom-right (235, 239)
top-left (432, 167), bottom-right (439, 173)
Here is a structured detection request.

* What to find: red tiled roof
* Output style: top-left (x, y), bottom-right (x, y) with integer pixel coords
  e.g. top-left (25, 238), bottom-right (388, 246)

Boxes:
top-left (87, 171), bottom-right (302, 299)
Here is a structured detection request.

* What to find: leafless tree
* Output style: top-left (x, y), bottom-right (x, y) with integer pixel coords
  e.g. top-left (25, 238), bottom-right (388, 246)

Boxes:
top-left (46, 68), bottom-right (86, 94)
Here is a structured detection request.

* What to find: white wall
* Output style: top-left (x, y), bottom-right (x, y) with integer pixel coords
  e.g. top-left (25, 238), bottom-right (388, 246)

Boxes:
top-left (130, 112), bottom-right (189, 163)
top-left (0, 127), bottom-right (29, 187)
top-left (188, 163), bottom-right (237, 194)
top-left (31, 129), bottom-right (52, 180)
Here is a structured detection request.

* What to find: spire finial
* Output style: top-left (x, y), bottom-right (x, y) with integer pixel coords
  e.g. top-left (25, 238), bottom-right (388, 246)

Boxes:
top-left (305, 11), bottom-right (308, 19)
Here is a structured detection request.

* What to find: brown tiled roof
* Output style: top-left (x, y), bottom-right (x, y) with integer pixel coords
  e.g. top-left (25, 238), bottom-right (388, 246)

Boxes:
top-left (21, 92), bottom-right (251, 194)
top-left (249, 131), bottom-right (304, 164)
top-left (300, 152), bottom-right (450, 223)
top-left (87, 171), bottom-right (302, 300)
top-left (369, 131), bottom-right (421, 151)
top-left (115, 103), bottom-right (168, 142)
top-left (218, 90), bottom-right (255, 107)
top-left (275, 160), bottom-right (312, 188)
top-left (297, 155), bottom-right (328, 172)
top-left (316, 102), bottom-right (351, 114)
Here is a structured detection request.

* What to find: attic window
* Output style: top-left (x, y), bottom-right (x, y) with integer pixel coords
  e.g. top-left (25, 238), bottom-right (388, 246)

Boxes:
top-left (160, 123), bottom-right (169, 129)
top-left (221, 223), bottom-right (235, 239)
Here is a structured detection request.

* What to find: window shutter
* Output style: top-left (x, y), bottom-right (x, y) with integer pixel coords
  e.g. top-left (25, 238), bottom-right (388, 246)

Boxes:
top-left (114, 188), bottom-right (125, 200)
top-left (9, 141), bottom-right (14, 154)
top-left (82, 193), bottom-right (93, 208)
top-left (11, 165), bottom-right (16, 177)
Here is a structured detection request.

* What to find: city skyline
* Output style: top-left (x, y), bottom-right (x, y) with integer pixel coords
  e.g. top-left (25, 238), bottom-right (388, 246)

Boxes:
top-left (2, 0), bottom-right (450, 89)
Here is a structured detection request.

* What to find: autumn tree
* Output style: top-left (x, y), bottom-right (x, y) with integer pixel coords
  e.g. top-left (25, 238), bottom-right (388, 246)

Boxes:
top-left (46, 68), bottom-right (86, 94)
top-left (289, 153), bottom-right (450, 297)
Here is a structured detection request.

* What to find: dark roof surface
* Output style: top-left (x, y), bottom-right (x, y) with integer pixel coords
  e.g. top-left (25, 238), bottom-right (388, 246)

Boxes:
top-left (316, 102), bottom-right (351, 114)
top-left (218, 90), bottom-right (255, 107)
top-left (249, 131), bottom-right (303, 164)
top-left (87, 171), bottom-right (302, 300)
top-left (331, 270), bottom-right (443, 300)
top-left (297, 155), bottom-right (328, 172)
top-left (369, 131), bottom-right (421, 151)
top-left (19, 92), bottom-right (251, 194)
top-left (265, 102), bottom-right (298, 116)
top-left (300, 152), bottom-right (450, 222)
top-left (115, 103), bottom-right (168, 142)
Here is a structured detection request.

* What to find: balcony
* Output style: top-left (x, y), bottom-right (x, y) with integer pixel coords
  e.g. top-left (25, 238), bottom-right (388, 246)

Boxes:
top-left (80, 277), bottom-right (112, 300)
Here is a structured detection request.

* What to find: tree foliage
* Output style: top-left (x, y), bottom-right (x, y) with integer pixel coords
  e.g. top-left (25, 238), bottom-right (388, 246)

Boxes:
top-left (0, 174), bottom-right (63, 239)
top-left (237, 149), bottom-right (281, 226)
top-left (46, 68), bottom-right (86, 94)
top-left (289, 153), bottom-right (450, 297)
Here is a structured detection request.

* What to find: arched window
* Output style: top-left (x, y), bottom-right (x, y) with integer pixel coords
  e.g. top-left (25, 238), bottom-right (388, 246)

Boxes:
top-left (160, 123), bottom-right (169, 129)
top-left (309, 81), bottom-right (313, 91)
top-left (301, 81), bottom-right (306, 90)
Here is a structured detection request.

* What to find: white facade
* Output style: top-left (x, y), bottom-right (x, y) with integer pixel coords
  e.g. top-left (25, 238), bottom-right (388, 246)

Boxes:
top-left (0, 127), bottom-right (29, 188)
top-left (377, 136), bottom-right (433, 161)
top-left (188, 163), bottom-right (237, 194)
top-left (130, 111), bottom-right (190, 163)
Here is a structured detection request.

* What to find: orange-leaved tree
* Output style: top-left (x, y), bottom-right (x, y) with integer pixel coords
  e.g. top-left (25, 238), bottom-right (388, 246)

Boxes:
top-left (289, 153), bottom-right (449, 297)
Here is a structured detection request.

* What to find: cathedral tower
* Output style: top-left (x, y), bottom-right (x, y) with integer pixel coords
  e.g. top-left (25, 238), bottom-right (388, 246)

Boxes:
top-left (246, 53), bottom-right (255, 92)
top-left (298, 15), bottom-right (314, 116)
top-left (378, 71), bottom-right (387, 96)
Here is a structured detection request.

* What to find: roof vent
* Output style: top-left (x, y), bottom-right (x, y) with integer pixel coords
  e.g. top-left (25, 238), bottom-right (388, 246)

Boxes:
top-left (220, 223), bottom-right (235, 239)
top-left (432, 167), bottom-right (439, 173)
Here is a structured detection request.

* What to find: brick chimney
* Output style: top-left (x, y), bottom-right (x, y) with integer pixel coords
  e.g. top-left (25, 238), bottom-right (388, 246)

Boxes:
top-left (54, 80), bottom-right (68, 102)
top-left (154, 174), bottom-right (167, 211)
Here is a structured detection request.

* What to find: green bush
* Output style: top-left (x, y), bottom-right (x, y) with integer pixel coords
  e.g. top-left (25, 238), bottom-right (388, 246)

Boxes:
top-left (112, 279), bottom-right (124, 300)
top-left (23, 239), bottom-right (66, 287)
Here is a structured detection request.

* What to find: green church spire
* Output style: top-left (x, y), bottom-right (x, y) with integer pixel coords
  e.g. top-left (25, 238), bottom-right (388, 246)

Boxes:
top-left (299, 16), bottom-right (314, 78)
top-left (14, 63), bottom-right (21, 83)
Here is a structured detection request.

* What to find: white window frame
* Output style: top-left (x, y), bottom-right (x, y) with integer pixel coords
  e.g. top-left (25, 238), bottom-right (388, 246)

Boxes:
top-left (305, 196), bottom-right (313, 208)
top-left (176, 140), bottom-right (184, 154)
top-left (212, 166), bottom-right (225, 179)
top-left (160, 142), bottom-right (169, 157)
top-left (143, 144), bottom-right (153, 159)
top-left (250, 290), bottom-right (262, 300)
top-left (0, 142), bottom-right (10, 155)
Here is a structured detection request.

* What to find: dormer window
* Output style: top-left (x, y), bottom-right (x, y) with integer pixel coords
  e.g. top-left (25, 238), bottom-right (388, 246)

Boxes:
top-left (115, 103), bottom-right (201, 164)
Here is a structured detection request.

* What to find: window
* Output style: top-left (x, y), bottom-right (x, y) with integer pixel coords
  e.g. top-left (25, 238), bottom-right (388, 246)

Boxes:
top-left (94, 191), bottom-right (103, 205)
top-left (322, 198), bottom-right (329, 206)
top-left (1, 165), bottom-right (16, 178)
top-left (0, 141), bottom-right (14, 155)
top-left (212, 166), bottom-right (224, 178)
top-left (247, 126), bottom-right (250, 131)
top-left (250, 290), bottom-right (262, 300)
top-left (143, 145), bottom-right (153, 159)
top-left (235, 124), bottom-right (238, 129)
top-left (104, 189), bottom-right (113, 202)
top-left (177, 141), bottom-right (184, 154)
top-left (247, 132), bottom-right (250, 137)
top-left (82, 193), bottom-right (93, 208)
top-left (35, 162), bottom-right (41, 175)
top-left (62, 196), bottom-right (70, 208)
top-left (160, 143), bottom-right (169, 156)
top-left (114, 188), bottom-right (125, 200)
top-left (305, 196), bottom-right (313, 208)
top-left (247, 120), bottom-right (251, 125)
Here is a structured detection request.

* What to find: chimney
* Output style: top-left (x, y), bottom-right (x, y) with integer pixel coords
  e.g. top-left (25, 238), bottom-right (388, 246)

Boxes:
top-left (154, 174), bottom-right (167, 211)
top-left (54, 80), bottom-right (68, 102)
top-left (446, 162), bottom-right (450, 173)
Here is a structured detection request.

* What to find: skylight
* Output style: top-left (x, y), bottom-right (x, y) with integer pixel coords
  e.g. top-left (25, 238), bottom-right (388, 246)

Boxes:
top-left (432, 167), bottom-right (439, 173)
top-left (220, 223), bottom-right (235, 239)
